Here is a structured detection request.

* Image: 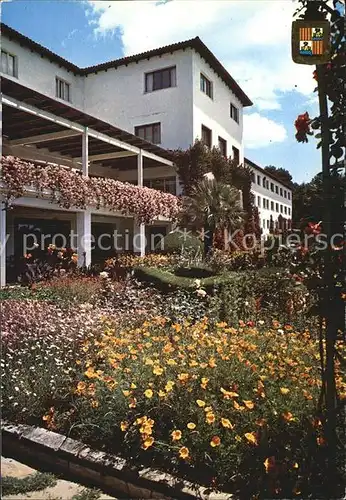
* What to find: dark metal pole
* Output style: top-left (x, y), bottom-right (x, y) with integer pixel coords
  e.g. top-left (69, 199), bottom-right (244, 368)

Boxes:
top-left (316, 62), bottom-right (337, 489)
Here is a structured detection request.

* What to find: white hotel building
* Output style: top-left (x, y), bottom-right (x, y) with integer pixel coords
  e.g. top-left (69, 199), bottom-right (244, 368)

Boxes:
top-left (0, 23), bottom-right (292, 285)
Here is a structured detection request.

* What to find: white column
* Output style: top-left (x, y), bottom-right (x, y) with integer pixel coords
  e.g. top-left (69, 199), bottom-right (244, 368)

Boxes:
top-left (76, 210), bottom-right (92, 267)
top-left (175, 175), bottom-right (182, 196)
top-left (0, 201), bottom-right (6, 287)
top-left (82, 127), bottom-right (89, 177)
top-left (135, 149), bottom-right (145, 256)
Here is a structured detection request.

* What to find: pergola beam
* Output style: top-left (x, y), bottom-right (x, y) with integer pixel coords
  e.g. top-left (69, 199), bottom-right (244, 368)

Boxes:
top-left (74, 151), bottom-right (137, 162)
top-left (2, 94), bottom-right (174, 167)
top-left (9, 129), bottom-right (81, 146)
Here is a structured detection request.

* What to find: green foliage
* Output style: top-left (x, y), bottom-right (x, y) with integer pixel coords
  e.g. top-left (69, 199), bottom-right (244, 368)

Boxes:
top-left (264, 165), bottom-right (293, 187)
top-left (2, 473), bottom-right (57, 496)
top-left (154, 230), bottom-right (203, 254)
top-left (72, 488), bottom-right (102, 500)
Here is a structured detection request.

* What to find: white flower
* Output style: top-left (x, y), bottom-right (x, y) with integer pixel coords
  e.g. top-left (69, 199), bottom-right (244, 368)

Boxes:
top-left (278, 329), bottom-right (284, 334)
top-left (245, 301), bottom-right (249, 306)
top-left (258, 320), bottom-right (265, 325)
top-left (196, 288), bottom-right (207, 298)
top-left (194, 279), bottom-right (201, 287)
top-left (100, 271), bottom-right (109, 279)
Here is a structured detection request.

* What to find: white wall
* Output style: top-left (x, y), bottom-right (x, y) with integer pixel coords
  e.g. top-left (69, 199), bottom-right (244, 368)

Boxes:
top-left (249, 165), bottom-right (292, 236)
top-left (192, 51), bottom-right (244, 162)
top-left (83, 49), bottom-right (195, 151)
top-left (1, 35), bottom-right (85, 110)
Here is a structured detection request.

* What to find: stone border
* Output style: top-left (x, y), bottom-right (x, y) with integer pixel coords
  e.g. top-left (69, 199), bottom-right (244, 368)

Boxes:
top-left (2, 421), bottom-right (233, 500)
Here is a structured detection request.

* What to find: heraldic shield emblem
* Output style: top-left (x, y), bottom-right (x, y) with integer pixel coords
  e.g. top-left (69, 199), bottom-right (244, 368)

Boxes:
top-left (292, 20), bottom-right (331, 64)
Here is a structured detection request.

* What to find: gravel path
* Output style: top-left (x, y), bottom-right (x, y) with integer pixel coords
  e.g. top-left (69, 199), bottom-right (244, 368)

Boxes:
top-left (1, 457), bottom-right (118, 500)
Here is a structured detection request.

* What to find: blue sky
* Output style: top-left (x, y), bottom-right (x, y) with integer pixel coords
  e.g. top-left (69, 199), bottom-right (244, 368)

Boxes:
top-left (2, 0), bottom-right (322, 183)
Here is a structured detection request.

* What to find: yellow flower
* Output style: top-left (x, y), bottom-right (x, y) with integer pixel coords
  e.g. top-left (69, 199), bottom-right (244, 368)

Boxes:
top-left (130, 383), bottom-right (137, 389)
top-left (166, 358), bottom-right (177, 366)
top-left (206, 412), bottom-right (216, 425)
top-left (209, 358), bottom-right (216, 368)
top-left (158, 390), bottom-right (166, 398)
top-left (245, 432), bottom-right (258, 445)
top-left (280, 387), bottom-right (290, 395)
top-left (142, 436), bottom-right (154, 450)
top-left (165, 381), bottom-right (175, 392)
top-left (200, 377), bottom-right (209, 389)
top-left (171, 430), bottom-right (182, 441)
top-left (234, 401), bottom-right (245, 411)
top-left (243, 400), bottom-right (255, 410)
top-left (144, 389), bottom-right (153, 399)
top-left (140, 425), bottom-right (153, 435)
top-left (293, 462), bottom-right (299, 469)
top-left (235, 435), bottom-right (242, 442)
top-left (264, 456), bottom-right (276, 473)
top-left (179, 447), bottom-right (189, 459)
top-left (210, 436), bottom-right (221, 447)
top-left (145, 358), bottom-right (154, 366)
top-left (90, 399), bottom-right (99, 408)
top-left (220, 388), bottom-right (239, 399)
top-left (178, 373), bottom-right (189, 383)
top-left (122, 390), bottom-right (131, 397)
top-left (128, 397), bottom-right (137, 408)
top-left (187, 422), bottom-right (196, 430)
top-left (120, 421), bottom-right (129, 432)
top-left (84, 367), bottom-right (97, 379)
top-left (153, 366), bottom-right (164, 376)
top-left (221, 418), bottom-right (234, 429)
top-left (196, 399), bottom-right (206, 407)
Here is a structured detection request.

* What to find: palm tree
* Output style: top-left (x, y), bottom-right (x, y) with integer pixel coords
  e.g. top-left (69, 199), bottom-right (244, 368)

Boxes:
top-left (181, 178), bottom-right (245, 257)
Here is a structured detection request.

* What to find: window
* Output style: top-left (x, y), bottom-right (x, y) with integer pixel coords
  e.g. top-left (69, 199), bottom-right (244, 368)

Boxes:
top-left (284, 190), bottom-right (287, 198)
top-left (135, 122), bottom-right (161, 144)
top-left (288, 192), bottom-right (291, 200)
top-left (276, 203), bottom-right (279, 212)
top-left (257, 196), bottom-right (261, 208)
top-left (284, 206), bottom-right (287, 214)
top-left (201, 125), bottom-right (212, 148)
top-left (145, 66), bottom-right (176, 92)
top-left (267, 220), bottom-right (270, 229)
top-left (218, 136), bottom-right (227, 157)
top-left (200, 73), bottom-right (213, 98)
top-left (1, 49), bottom-right (17, 77)
top-left (232, 146), bottom-right (240, 165)
top-left (280, 187), bottom-right (283, 196)
top-left (271, 201), bottom-right (274, 211)
top-left (270, 182), bottom-right (274, 192)
top-left (56, 77), bottom-right (70, 102)
top-left (251, 172), bottom-right (255, 183)
top-left (144, 176), bottom-right (176, 195)
top-left (280, 204), bottom-right (283, 213)
top-left (230, 103), bottom-right (239, 123)
top-left (266, 180), bottom-right (269, 189)
top-left (263, 219), bottom-right (266, 229)
top-left (275, 185), bottom-right (279, 194)
top-left (288, 207), bottom-right (291, 216)
top-left (257, 175), bottom-right (261, 185)
top-left (263, 199), bottom-right (266, 209)
top-left (262, 177), bottom-right (266, 188)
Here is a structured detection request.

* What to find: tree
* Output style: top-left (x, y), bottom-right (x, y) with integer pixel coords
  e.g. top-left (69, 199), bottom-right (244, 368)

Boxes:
top-left (264, 165), bottom-right (293, 187)
top-left (181, 179), bottom-right (245, 256)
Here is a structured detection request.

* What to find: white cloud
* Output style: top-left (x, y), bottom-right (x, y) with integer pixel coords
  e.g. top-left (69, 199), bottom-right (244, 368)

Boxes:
top-left (86, 0), bottom-right (316, 111)
top-left (243, 113), bottom-right (287, 149)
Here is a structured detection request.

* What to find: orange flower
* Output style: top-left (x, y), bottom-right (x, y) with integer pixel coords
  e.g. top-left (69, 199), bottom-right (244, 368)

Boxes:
top-left (245, 432), bottom-right (258, 445)
top-left (178, 373), bottom-right (189, 383)
top-left (282, 411), bottom-right (296, 422)
top-left (171, 430), bottom-right (182, 441)
top-left (243, 400), bottom-right (254, 410)
top-left (179, 447), bottom-right (189, 459)
top-left (221, 418), bottom-right (234, 429)
top-left (142, 436), bottom-right (154, 450)
top-left (206, 412), bottom-right (216, 425)
top-left (120, 421), bottom-right (129, 432)
top-left (200, 377), bottom-right (209, 389)
top-left (264, 456), bottom-right (276, 473)
top-left (220, 388), bottom-right (239, 399)
top-left (210, 436), bottom-right (221, 447)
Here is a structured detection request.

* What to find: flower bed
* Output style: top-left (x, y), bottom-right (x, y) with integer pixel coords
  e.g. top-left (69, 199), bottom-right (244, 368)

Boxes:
top-left (1, 156), bottom-right (181, 224)
top-left (2, 306), bottom-right (345, 497)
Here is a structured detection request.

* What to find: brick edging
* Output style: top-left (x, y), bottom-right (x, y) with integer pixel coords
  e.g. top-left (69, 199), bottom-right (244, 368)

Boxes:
top-left (2, 421), bottom-right (233, 500)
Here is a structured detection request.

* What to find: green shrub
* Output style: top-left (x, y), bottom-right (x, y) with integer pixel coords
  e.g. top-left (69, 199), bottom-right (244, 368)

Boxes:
top-left (155, 231), bottom-right (203, 254)
top-left (2, 473), bottom-right (57, 496)
top-left (174, 266), bottom-right (215, 278)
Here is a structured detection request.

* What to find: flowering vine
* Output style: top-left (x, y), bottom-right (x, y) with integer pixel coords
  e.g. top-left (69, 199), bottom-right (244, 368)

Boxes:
top-left (0, 156), bottom-right (181, 224)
